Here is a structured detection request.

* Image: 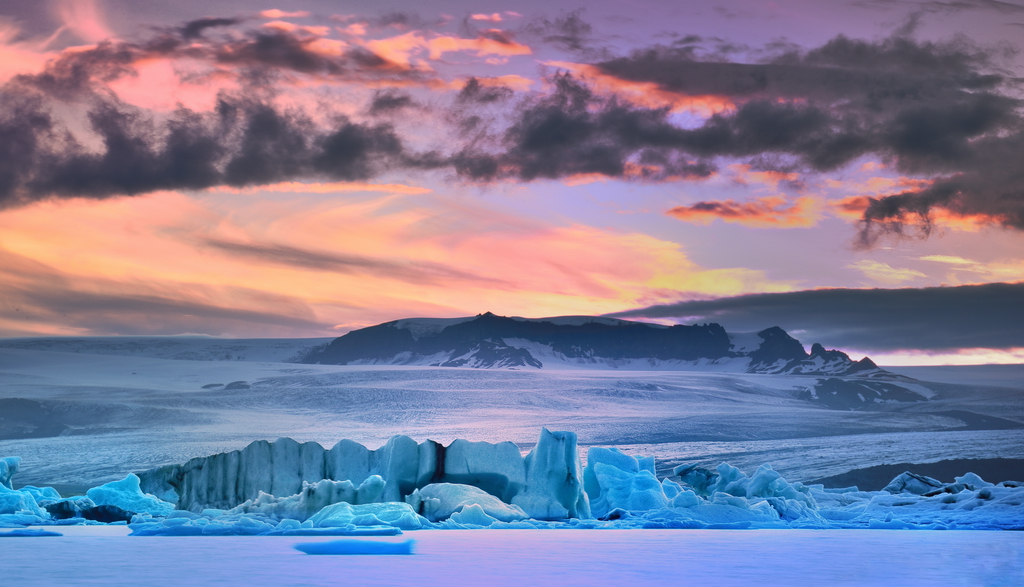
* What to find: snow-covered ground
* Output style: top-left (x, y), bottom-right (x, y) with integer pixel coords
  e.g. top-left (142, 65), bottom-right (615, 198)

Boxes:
top-left (4, 527), bottom-right (1022, 587)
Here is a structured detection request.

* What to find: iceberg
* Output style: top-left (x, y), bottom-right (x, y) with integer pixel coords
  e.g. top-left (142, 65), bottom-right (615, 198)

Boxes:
top-left (308, 502), bottom-right (429, 531)
top-left (138, 429), bottom-right (589, 522)
top-left (584, 447), bottom-right (667, 518)
top-left (1, 457), bottom-right (20, 490)
top-left (7, 427), bottom-right (1024, 533)
top-left (226, 476), bottom-right (386, 521)
top-left (86, 474), bottom-right (176, 517)
top-left (294, 538), bottom-right (415, 555)
top-left (405, 483), bottom-right (528, 522)
top-left (511, 429), bottom-right (590, 520)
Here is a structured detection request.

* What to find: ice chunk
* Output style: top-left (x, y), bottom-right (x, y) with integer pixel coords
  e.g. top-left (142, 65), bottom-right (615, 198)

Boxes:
top-left (294, 539), bottom-right (415, 555)
top-left (590, 463), bottom-right (668, 518)
top-left (673, 464), bottom-right (719, 497)
top-left (19, 485), bottom-right (62, 503)
top-left (442, 439), bottom-right (526, 503)
top-left (1, 457), bottom-right (20, 489)
top-left (227, 476), bottom-right (386, 521)
top-left (405, 483), bottom-right (527, 522)
top-left (448, 504), bottom-right (499, 527)
top-left (511, 429), bottom-right (590, 520)
top-left (954, 472), bottom-right (993, 490)
top-left (585, 448), bottom-right (668, 518)
top-left (308, 501), bottom-right (429, 530)
top-left (86, 474), bottom-right (175, 516)
top-left (0, 483), bottom-right (48, 518)
top-left (883, 472), bottom-right (944, 495)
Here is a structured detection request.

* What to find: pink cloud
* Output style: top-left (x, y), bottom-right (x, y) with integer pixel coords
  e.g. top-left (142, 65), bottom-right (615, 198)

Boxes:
top-left (259, 9), bottom-right (311, 19)
top-left (53, 0), bottom-right (114, 43)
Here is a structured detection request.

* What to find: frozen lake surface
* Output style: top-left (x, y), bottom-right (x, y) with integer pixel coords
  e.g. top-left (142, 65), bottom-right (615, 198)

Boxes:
top-left (6, 527), bottom-right (1023, 587)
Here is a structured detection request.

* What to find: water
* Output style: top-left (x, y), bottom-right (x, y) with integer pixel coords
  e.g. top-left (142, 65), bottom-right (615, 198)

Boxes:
top-left (6, 527), bottom-right (1022, 586)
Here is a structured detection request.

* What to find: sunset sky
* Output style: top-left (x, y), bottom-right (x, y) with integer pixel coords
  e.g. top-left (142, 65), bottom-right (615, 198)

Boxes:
top-left (1, 0), bottom-right (1022, 364)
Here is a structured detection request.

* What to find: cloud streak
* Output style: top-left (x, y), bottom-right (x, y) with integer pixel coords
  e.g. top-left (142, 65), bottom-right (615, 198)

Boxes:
top-left (608, 282), bottom-right (1024, 351)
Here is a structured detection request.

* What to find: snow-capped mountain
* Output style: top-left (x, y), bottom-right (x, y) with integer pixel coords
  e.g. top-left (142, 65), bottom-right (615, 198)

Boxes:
top-left (300, 312), bottom-right (883, 377)
top-left (296, 313), bottom-right (932, 409)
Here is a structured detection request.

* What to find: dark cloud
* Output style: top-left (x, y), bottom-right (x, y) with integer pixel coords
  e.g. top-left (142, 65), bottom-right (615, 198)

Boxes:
top-left (852, 0), bottom-right (1024, 15)
top-left (590, 34), bottom-right (1023, 241)
top-left (456, 78), bottom-right (513, 103)
top-left (607, 282), bottom-right (1024, 352)
top-left (450, 73), bottom-right (717, 181)
top-left (0, 86), bottom-right (406, 205)
top-left (17, 17), bottom-right (423, 91)
top-left (524, 9), bottom-right (594, 54)
top-left (368, 90), bottom-right (415, 115)
top-left (203, 239), bottom-right (511, 288)
top-left (2, 15), bottom-right (1021, 237)
top-left (179, 17), bottom-right (243, 39)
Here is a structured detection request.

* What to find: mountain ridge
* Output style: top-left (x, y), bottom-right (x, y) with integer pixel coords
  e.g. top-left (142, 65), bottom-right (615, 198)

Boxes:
top-left (300, 312), bottom-right (886, 378)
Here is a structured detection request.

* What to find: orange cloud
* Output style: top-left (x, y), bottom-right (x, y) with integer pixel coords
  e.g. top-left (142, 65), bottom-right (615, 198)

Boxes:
top-left (426, 33), bottom-right (531, 60)
top-left (830, 195), bottom-right (871, 220)
top-left (362, 32), bottom-right (430, 69)
top-left (825, 176), bottom-right (933, 196)
top-left (360, 31), bottom-right (530, 70)
top-left (562, 162), bottom-right (686, 186)
top-left (728, 164), bottom-right (799, 190)
top-left (667, 196), bottom-right (821, 228)
top-left (0, 190), bottom-right (791, 336)
top-left (545, 61), bottom-right (736, 117)
top-left (471, 14), bottom-right (503, 22)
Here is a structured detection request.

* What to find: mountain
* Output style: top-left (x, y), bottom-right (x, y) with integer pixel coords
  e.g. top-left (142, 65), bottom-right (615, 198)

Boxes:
top-left (298, 313), bottom-right (930, 410)
top-left (301, 312), bottom-right (883, 377)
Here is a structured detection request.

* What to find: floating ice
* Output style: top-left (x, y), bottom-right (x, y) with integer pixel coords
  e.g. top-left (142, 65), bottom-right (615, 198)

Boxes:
top-left (9, 429), bottom-right (1024, 533)
top-left (0, 529), bottom-right (62, 537)
top-left (226, 476), bottom-right (386, 521)
top-left (1, 457), bottom-right (19, 489)
top-left (511, 429), bottom-right (590, 520)
top-left (585, 447), bottom-right (668, 518)
top-left (882, 472), bottom-right (944, 495)
top-left (0, 483), bottom-right (48, 519)
top-left (294, 538), bottom-right (415, 555)
top-left (138, 429), bottom-right (591, 524)
top-left (405, 483), bottom-right (528, 522)
top-left (308, 501), bottom-right (430, 530)
top-left (86, 474), bottom-right (175, 516)
top-left (442, 439), bottom-right (526, 503)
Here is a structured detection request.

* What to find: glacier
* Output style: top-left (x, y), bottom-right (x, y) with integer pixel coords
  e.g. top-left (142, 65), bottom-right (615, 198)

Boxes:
top-left (2, 428), bottom-right (1022, 534)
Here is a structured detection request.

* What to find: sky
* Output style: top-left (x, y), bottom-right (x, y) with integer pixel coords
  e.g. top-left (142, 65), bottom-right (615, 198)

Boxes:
top-left (0, 0), bottom-right (1022, 365)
